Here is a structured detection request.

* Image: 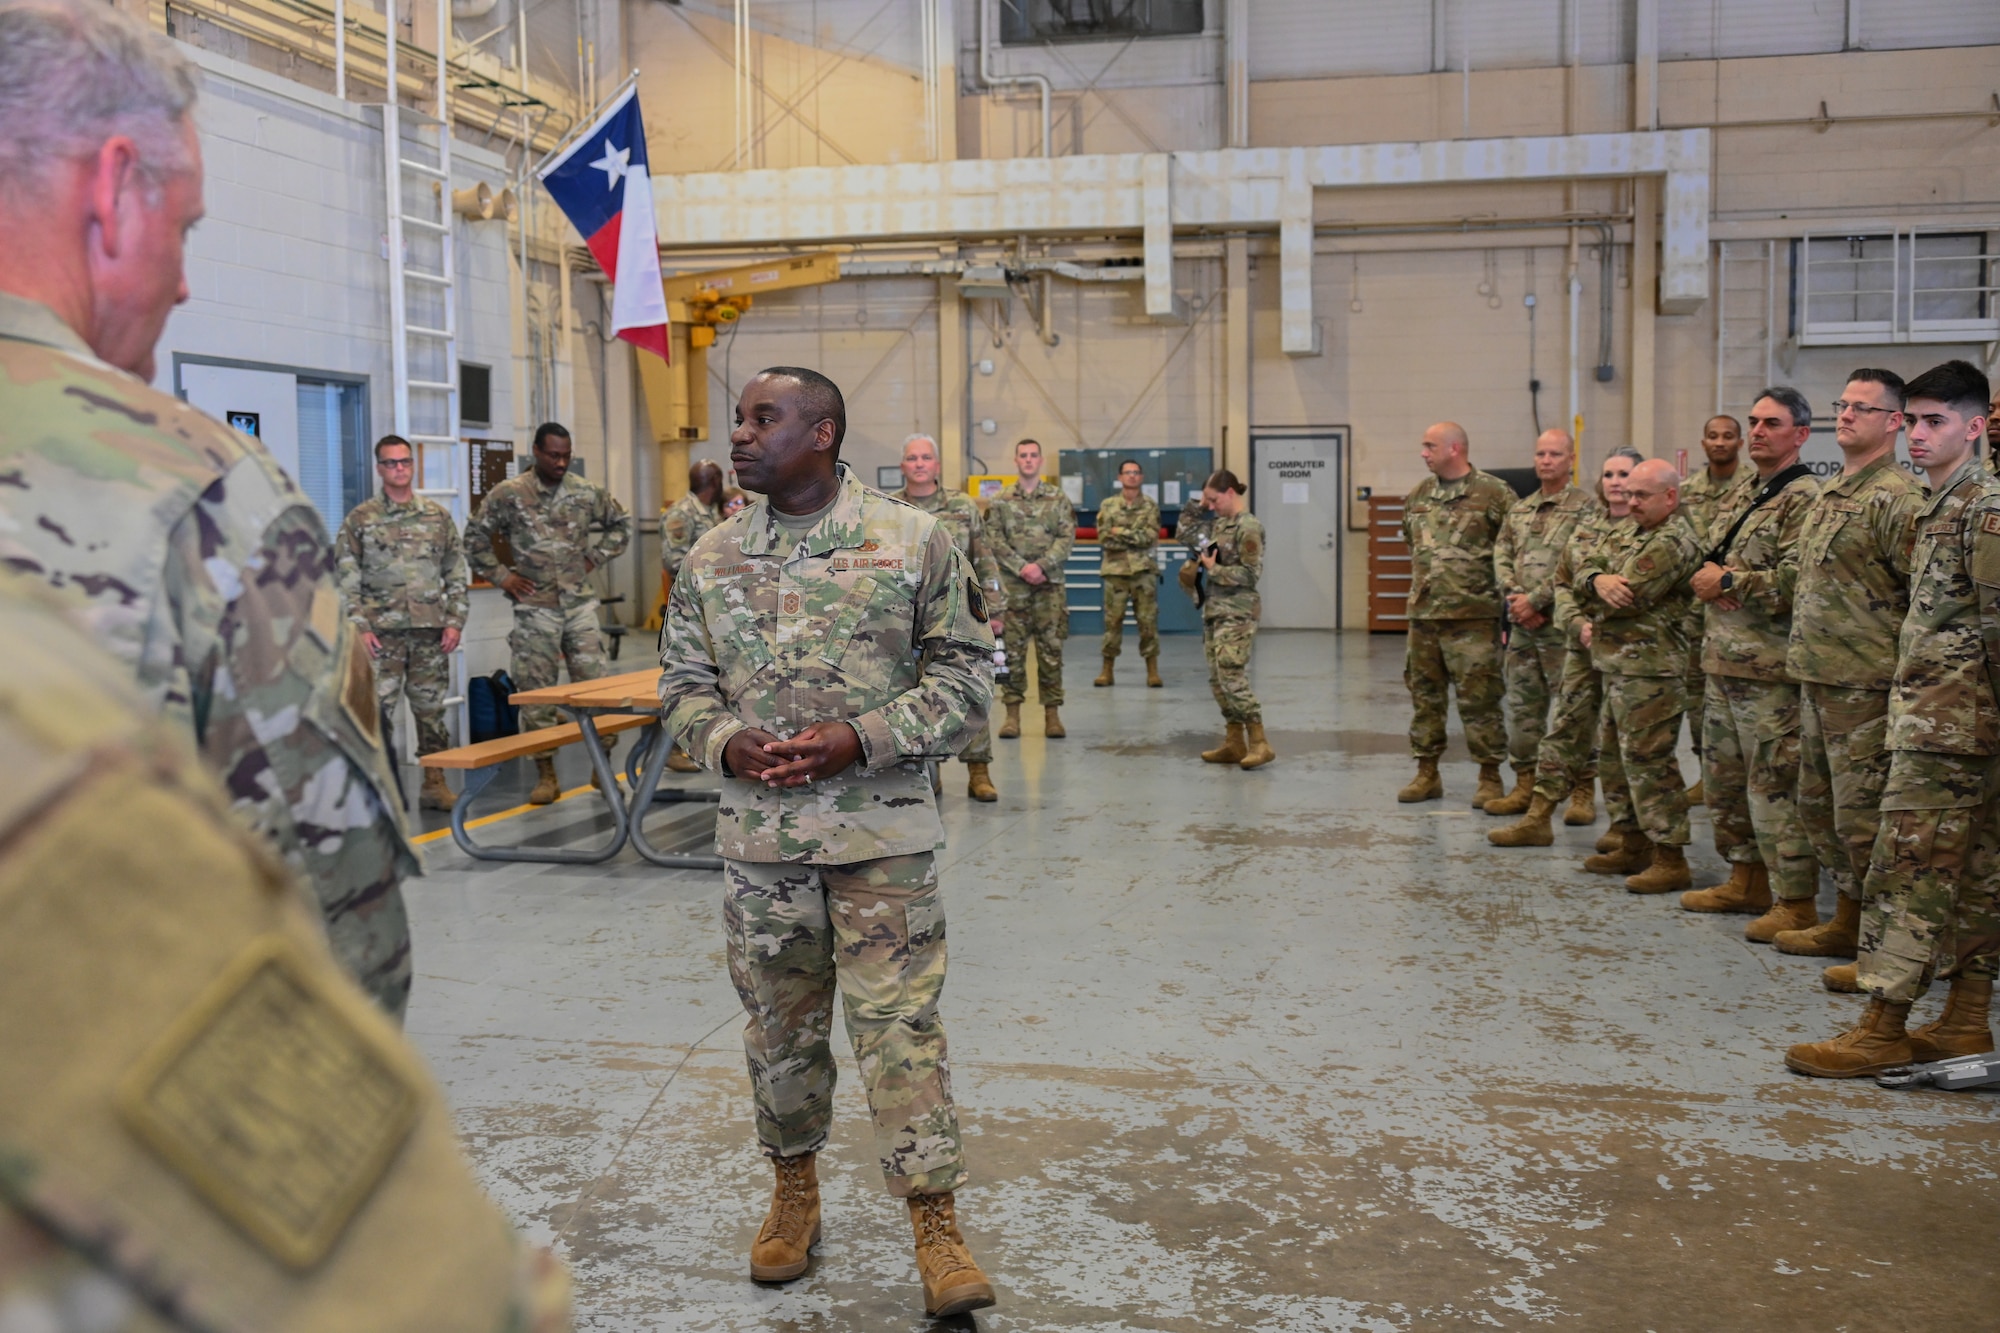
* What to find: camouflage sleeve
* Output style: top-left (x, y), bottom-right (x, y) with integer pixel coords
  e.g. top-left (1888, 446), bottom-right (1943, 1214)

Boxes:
top-left (966, 504), bottom-right (1002, 590)
top-left (593, 490), bottom-right (632, 565)
top-left (441, 513), bottom-right (470, 630)
top-left (163, 461), bottom-right (417, 1018)
top-left (657, 567), bottom-right (747, 767)
top-left (1207, 519), bottom-right (1262, 588)
top-left (848, 526), bottom-right (994, 772)
top-left (1047, 502), bottom-right (1075, 569)
top-left (333, 510), bottom-right (367, 627)
top-left (1527, 508), bottom-right (1584, 612)
top-left (1881, 480), bottom-right (1925, 582)
top-left (1603, 528), bottom-right (1697, 619)
top-left (1730, 484), bottom-right (1811, 611)
top-left (463, 490), bottom-right (506, 584)
top-left (660, 507), bottom-right (690, 574)
top-left (1492, 509), bottom-right (1521, 595)
top-left (984, 502), bottom-right (1027, 576)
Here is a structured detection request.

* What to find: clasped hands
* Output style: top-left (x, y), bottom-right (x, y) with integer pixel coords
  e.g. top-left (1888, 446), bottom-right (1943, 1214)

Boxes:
top-left (1505, 592), bottom-right (1547, 629)
top-left (723, 721), bottom-right (865, 789)
top-left (1690, 561), bottom-right (1743, 612)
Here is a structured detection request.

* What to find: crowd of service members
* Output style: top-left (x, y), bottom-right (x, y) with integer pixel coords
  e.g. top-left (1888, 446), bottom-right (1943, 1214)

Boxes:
top-left (1399, 361), bottom-right (2000, 1079)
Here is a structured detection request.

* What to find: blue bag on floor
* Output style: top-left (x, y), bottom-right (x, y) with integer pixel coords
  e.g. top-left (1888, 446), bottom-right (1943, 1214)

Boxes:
top-left (467, 669), bottom-right (521, 743)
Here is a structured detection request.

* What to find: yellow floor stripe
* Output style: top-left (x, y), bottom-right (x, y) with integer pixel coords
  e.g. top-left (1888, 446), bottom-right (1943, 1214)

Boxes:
top-left (411, 783), bottom-right (608, 845)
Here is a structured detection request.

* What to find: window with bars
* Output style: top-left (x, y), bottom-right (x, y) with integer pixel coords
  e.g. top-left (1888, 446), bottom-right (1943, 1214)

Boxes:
top-left (999, 0), bottom-right (1205, 44)
top-left (1796, 230), bottom-right (1998, 345)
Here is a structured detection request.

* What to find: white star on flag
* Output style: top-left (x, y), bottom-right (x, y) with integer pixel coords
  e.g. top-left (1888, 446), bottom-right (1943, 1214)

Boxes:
top-left (590, 142), bottom-right (630, 190)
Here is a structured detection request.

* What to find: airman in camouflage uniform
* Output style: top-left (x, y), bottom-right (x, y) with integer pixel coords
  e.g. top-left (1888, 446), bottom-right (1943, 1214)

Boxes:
top-left (1094, 460), bottom-right (1163, 688)
top-left (0, 291), bottom-right (419, 1020)
top-left (1676, 416), bottom-right (1754, 786)
top-left (465, 423), bottom-right (632, 803)
top-left (1572, 460), bottom-right (1704, 891)
top-left (895, 432), bottom-right (1004, 801)
top-left (1399, 423), bottom-right (1515, 806)
top-left (661, 459), bottom-right (725, 587)
top-left (335, 435), bottom-right (471, 811)
top-left (1487, 429), bottom-right (1591, 815)
top-left (1193, 472), bottom-right (1272, 768)
top-left (0, 574), bottom-right (570, 1333)
top-left (1779, 372), bottom-right (1924, 962)
top-left (661, 366), bottom-right (996, 1316)
top-left (984, 438), bottom-right (1076, 738)
top-left (1789, 361), bottom-right (2000, 1077)
top-left (1684, 389), bottom-right (1821, 927)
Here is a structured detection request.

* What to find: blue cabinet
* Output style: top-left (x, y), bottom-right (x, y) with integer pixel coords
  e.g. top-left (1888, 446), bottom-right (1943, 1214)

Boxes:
top-left (1064, 543), bottom-right (1201, 637)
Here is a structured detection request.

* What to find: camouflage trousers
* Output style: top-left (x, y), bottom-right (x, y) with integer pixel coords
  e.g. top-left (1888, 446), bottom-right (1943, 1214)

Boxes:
top-left (510, 601), bottom-right (611, 731)
top-left (1682, 610), bottom-right (1707, 757)
top-left (723, 852), bottom-right (964, 1196)
top-left (1798, 682), bottom-right (1892, 903)
top-left (1503, 620), bottom-right (1568, 771)
top-left (372, 627), bottom-right (453, 756)
top-left (1531, 646), bottom-right (1602, 802)
top-left (957, 725), bottom-right (993, 767)
top-left (1858, 750), bottom-right (2000, 1004)
top-left (1203, 612), bottom-right (1260, 725)
top-left (1405, 618), bottom-right (1505, 764)
top-left (1001, 582), bottom-right (1067, 707)
top-left (1703, 674), bottom-right (1816, 900)
top-left (1100, 572), bottom-right (1160, 662)
top-left (1597, 672), bottom-right (1690, 846)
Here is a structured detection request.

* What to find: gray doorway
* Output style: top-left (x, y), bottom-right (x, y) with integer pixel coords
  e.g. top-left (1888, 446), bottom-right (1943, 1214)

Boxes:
top-left (1252, 429), bottom-right (1348, 629)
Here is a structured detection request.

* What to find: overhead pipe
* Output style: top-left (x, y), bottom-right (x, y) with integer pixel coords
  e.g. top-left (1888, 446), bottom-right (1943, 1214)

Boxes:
top-left (976, 0), bottom-right (1051, 158)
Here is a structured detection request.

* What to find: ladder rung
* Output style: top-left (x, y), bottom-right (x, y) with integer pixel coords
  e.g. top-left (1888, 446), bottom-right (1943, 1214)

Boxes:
top-left (402, 270), bottom-right (451, 287)
top-left (406, 324), bottom-right (450, 338)
top-left (408, 379), bottom-right (455, 391)
top-left (399, 158), bottom-right (449, 178)
top-left (400, 214), bottom-right (449, 233)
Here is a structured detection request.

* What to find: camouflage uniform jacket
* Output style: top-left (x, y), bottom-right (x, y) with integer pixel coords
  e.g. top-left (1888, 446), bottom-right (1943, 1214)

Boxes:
top-left (1202, 512), bottom-right (1264, 621)
top-left (465, 469), bottom-right (631, 610)
top-left (1575, 511), bottom-right (1703, 677)
top-left (984, 480), bottom-right (1075, 590)
top-left (1785, 454), bottom-right (1925, 691)
top-left (1095, 491), bottom-right (1162, 577)
top-left (1494, 484), bottom-right (1591, 615)
top-left (1175, 502), bottom-right (1216, 554)
top-left (335, 495), bottom-right (470, 632)
top-left (0, 293), bottom-right (416, 895)
top-left (660, 490), bottom-right (722, 576)
top-left (1701, 470), bottom-right (1819, 680)
top-left (1401, 468), bottom-right (1515, 621)
top-left (892, 485), bottom-right (1002, 590)
top-left (1550, 502), bottom-right (1626, 647)
top-left (659, 464), bottom-right (995, 863)
top-left (1679, 463), bottom-right (1755, 547)
top-left (1888, 457), bottom-right (2000, 758)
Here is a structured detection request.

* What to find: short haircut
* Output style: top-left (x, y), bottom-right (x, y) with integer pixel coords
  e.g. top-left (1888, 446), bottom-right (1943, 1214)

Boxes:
top-left (532, 422), bottom-right (572, 451)
top-left (1205, 469), bottom-right (1246, 495)
top-left (689, 458), bottom-right (724, 489)
top-left (1014, 437), bottom-right (1042, 454)
top-left (373, 433), bottom-right (412, 461)
top-left (1845, 367), bottom-right (1907, 410)
top-left (1753, 385), bottom-right (1813, 429)
top-left (1704, 414), bottom-right (1742, 434)
top-left (1118, 458), bottom-right (1143, 473)
top-left (757, 366), bottom-right (847, 452)
top-left (1904, 360), bottom-right (1992, 419)
top-left (902, 433), bottom-right (939, 455)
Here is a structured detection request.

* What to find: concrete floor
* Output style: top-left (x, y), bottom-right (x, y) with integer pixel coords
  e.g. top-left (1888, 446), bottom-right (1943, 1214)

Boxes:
top-left (403, 630), bottom-right (1999, 1331)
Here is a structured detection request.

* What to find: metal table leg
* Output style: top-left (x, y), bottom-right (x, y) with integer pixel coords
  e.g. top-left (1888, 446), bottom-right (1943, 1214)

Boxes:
top-left (441, 715), bottom-right (632, 864)
top-left (626, 716), bottom-right (724, 869)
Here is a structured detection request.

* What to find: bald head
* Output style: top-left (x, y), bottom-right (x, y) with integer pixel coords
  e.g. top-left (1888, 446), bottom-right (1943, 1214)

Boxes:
top-left (1624, 458), bottom-right (1681, 529)
top-left (1421, 421), bottom-right (1471, 481)
top-left (1533, 428), bottom-right (1574, 490)
top-left (689, 459), bottom-right (724, 504)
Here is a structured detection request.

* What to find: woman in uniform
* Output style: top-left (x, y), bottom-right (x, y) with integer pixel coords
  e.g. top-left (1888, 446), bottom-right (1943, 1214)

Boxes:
top-left (1195, 470), bottom-right (1274, 769)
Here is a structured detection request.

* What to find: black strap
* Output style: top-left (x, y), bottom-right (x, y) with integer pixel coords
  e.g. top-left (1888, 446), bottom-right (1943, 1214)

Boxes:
top-left (1706, 462), bottom-right (1815, 566)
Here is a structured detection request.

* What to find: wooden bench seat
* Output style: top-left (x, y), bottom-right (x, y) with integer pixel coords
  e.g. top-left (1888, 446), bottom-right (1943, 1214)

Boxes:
top-left (419, 713), bottom-right (655, 771)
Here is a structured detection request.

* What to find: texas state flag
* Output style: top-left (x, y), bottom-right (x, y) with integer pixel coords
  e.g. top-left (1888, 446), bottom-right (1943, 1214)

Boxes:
top-left (538, 86), bottom-right (671, 361)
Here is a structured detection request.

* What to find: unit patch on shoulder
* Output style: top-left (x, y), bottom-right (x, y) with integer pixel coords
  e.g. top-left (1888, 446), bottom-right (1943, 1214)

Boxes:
top-left (117, 935), bottom-right (424, 1270)
top-left (1981, 513), bottom-right (2000, 536)
top-left (967, 578), bottom-right (988, 623)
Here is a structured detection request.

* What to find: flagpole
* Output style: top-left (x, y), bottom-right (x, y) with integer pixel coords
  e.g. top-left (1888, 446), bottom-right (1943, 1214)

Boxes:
top-left (531, 68), bottom-right (642, 179)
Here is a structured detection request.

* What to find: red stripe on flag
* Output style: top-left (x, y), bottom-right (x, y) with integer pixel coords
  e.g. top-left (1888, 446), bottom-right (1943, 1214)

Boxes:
top-left (586, 214), bottom-right (622, 280)
top-left (620, 324), bottom-right (671, 363)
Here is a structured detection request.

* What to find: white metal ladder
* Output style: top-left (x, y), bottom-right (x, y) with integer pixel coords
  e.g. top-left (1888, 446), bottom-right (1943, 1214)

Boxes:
top-left (1714, 239), bottom-right (1775, 417)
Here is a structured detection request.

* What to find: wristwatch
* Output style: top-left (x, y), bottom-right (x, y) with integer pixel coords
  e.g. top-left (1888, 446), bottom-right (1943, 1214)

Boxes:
top-left (1719, 570), bottom-right (1736, 593)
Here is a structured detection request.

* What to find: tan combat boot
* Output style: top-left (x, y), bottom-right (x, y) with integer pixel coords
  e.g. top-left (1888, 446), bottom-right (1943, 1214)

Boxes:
top-left (966, 763), bottom-right (998, 803)
top-left (1145, 656), bottom-right (1163, 687)
top-left (1202, 723), bottom-right (1247, 764)
top-left (1774, 895), bottom-right (1861, 958)
top-left (666, 743), bottom-right (702, 773)
top-left (1784, 999), bottom-right (1915, 1078)
top-left (1488, 794), bottom-right (1556, 847)
top-left (1239, 721), bottom-right (1275, 769)
top-left (1472, 762), bottom-right (1505, 810)
top-left (997, 702), bottom-right (1022, 739)
top-left (1822, 963), bottom-right (1861, 994)
top-left (1564, 783), bottom-right (1597, 826)
top-left (1745, 896), bottom-right (1818, 945)
top-left (1625, 843), bottom-right (1691, 894)
top-left (1484, 767), bottom-right (1535, 817)
top-left (749, 1154), bottom-right (821, 1283)
top-left (420, 768), bottom-right (456, 812)
top-left (1094, 656), bottom-right (1115, 687)
top-left (1594, 825), bottom-right (1622, 854)
top-left (1687, 776), bottom-right (1705, 806)
top-left (1583, 826), bottom-right (1651, 875)
top-left (1679, 863), bottom-right (1771, 915)
top-left (1044, 706), bottom-right (1066, 738)
top-left (1397, 759), bottom-right (1442, 803)
top-left (1907, 977), bottom-right (1996, 1062)
top-left (528, 755), bottom-right (560, 805)
top-left (907, 1193), bottom-right (997, 1318)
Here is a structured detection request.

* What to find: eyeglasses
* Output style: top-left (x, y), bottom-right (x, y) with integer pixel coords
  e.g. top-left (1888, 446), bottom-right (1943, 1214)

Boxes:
top-left (377, 457), bottom-right (415, 469)
top-left (1831, 400), bottom-right (1897, 418)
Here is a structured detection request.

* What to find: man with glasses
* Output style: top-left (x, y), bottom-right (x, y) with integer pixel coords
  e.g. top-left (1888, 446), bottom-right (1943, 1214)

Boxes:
top-left (1773, 372), bottom-right (1924, 970)
top-left (335, 435), bottom-right (471, 811)
top-left (1680, 388), bottom-right (1820, 921)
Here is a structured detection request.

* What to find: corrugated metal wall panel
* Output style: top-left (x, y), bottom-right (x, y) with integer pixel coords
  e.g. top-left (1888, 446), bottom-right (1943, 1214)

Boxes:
top-left (1660, 0), bottom-right (1846, 60)
top-left (1861, 0), bottom-right (2000, 51)
top-left (1246, 0), bottom-right (1431, 81)
top-left (1442, 0), bottom-right (1565, 71)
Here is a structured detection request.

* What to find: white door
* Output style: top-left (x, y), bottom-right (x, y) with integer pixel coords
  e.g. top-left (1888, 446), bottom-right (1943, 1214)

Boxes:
top-left (180, 362), bottom-right (303, 493)
top-left (1252, 431), bottom-right (1346, 629)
